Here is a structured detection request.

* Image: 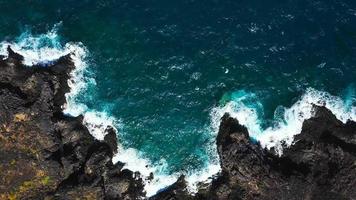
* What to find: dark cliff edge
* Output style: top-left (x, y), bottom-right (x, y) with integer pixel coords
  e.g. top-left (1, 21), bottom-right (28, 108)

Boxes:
top-left (154, 107), bottom-right (356, 200)
top-left (153, 106), bottom-right (356, 200)
top-left (1, 48), bottom-right (355, 200)
top-left (0, 47), bottom-right (144, 199)
top-left (199, 106), bottom-right (356, 200)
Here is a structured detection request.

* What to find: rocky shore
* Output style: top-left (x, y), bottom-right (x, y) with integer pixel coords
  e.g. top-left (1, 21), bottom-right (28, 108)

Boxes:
top-left (153, 106), bottom-right (356, 200)
top-left (0, 48), bottom-right (144, 199)
top-left (0, 48), bottom-right (355, 200)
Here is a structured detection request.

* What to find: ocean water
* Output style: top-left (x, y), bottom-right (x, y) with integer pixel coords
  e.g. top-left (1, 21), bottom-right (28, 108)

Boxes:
top-left (1, 0), bottom-right (356, 196)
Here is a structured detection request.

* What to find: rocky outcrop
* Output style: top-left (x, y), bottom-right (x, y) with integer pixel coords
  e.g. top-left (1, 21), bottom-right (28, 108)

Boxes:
top-left (150, 175), bottom-right (194, 200)
top-left (151, 107), bottom-right (356, 200)
top-left (0, 47), bottom-right (144, 199)
top-left (1, 46), bottom-right (356, 200)
top-left (191, 106), bottom-right (356, 200)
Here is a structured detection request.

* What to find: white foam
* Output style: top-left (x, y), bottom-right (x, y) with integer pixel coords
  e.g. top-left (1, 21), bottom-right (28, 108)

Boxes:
top-left (113, 149), bottom-right (178, 196)
top-left (185, 163), bottom-right (220, 193)
top-left (110, 100), bottom-right (222, 197)
top-left (82, 111), bottom-right (120, 140)
top-left (6, 25), bottom-right (354, 197)
top-left (0, 24), bottom-right (82, 66)
top-left (112, 141), bottom-right (221, 197)
top-left (0, 25), bottom-right (112, 141)
top-left (0, 26), bottom-right (222, 197)
top-left (0, 24), bottom-right (92, 117)
top-left (212, 88), bottom-right (356, 154)
top-left (0, 24), bottom-right (117, 145)
top-left (5, 25), bottom-right (352, 195)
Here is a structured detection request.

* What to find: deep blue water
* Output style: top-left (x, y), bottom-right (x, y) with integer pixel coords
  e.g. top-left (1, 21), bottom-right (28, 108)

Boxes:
top-left (1, 0), bottom-right (356, 193)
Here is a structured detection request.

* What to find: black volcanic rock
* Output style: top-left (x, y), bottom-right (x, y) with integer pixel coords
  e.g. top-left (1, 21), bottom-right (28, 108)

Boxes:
top-left (150, 175), bottom-right (194, 200)
top-left (104, 126), bottom-right (119, 154)
top-left (193, 106), bottom-right (356, 200)
top-left (281, 106), bottom-right (356, 199)
top-left (151, 106), bottom-right (356, 200)
top-left (1, 46), bottom-right (356, 200)
top-left (0, 47), bottom-right (144, 199)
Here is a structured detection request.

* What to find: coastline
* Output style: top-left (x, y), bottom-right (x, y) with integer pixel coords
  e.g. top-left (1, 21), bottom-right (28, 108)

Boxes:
top-left (0, 47), bottom-right (145, 199)
top-left (0, 28), bottom-right (223, 197)
top-left (0, 47), bottom-right (356, 199)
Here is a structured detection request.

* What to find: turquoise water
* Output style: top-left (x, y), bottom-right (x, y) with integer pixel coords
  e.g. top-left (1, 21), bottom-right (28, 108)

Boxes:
top-left (1, 0), bottom-right (356, 194)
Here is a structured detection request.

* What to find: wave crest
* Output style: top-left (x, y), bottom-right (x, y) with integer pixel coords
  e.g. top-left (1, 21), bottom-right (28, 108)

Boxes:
top-left (0, 25), bottom-right (221, 197)
top-left (211, 88), bottom-right (356, 154)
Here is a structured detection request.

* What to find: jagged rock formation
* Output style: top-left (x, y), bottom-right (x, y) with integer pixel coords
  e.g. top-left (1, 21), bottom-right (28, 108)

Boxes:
top-left (0, 47), bottom-right (144, 199)
top-left (1, 47), bottom-right (355, 200)
top-left (154, 106), bottom-right (356, 200)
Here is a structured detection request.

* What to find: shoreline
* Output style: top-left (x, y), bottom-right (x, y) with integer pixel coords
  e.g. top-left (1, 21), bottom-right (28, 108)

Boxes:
top-left (0, 47), bottom-right (145, 199)
top-left (0, 27), bottom-right (223, 196)
top-left (0, 46), bottom-right (356, 199)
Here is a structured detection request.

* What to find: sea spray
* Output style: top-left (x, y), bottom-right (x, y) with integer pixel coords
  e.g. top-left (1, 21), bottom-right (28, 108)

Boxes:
top-left (11, 25), bottom-right (351, 198)
top-left (4, 25), bottom-right (354, 197)
top-left (0, 24), bottom-right (92, 118)
top-left (112, 126), bottom-right (221, 196)
top-left (2, 26), bottom-right (355, 194)
top-left (212, 88), bottom-right (356, 154)
top-left (0, 26), bottom-right (221, 197)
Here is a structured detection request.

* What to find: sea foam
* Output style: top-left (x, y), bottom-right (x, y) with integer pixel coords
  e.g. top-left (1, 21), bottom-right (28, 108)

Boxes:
top-left (0, 24), bottom-right (91, 118)
top-left (6, 25), bottom-right (353, 197)
top-left (2, 26), bottom-right (354, 195)
top-left (211, 88), bottom-right (356, 154)
top-left (0, 25), bottom-right (221, 197)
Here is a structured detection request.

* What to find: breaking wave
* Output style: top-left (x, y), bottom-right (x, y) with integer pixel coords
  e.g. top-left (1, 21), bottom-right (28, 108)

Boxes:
top-left (0, 25), bottom-right (220, 197)
top-left (211, 88), bottom-right (356, 154)
top-left (4, 24), bottom-right (354, 197)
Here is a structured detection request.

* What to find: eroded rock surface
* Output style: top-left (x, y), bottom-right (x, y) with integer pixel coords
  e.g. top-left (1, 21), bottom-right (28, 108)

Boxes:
top-left (151, 106), bottom-right (356, 200)
top-left (1, 47), bottom-right (355, 200)
top-left (0, 47), bottom-right (144, 199)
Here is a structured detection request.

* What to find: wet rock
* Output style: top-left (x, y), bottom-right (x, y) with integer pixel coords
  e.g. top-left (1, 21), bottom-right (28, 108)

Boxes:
top-left (1, 45), bottom-right (356, 200)
top-left (0, 47), bottom-right (144, 199)
top-left (104, 126), bottom-right (119, 154)
top-left (150, 175), bottom-right (193, 200)
top-left (152, 105), bottom-right (356, 200)
top-left (193, 106), bottom-right (356, 200)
